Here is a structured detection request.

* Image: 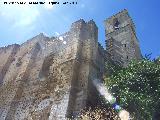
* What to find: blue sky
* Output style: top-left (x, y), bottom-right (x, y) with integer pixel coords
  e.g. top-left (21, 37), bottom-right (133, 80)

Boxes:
top-left (0, 0), bottom-right (160, 58)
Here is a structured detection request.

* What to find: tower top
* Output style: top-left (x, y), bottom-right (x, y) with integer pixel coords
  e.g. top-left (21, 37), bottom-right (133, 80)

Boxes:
top-left (105, 9), bottom-right (128, 20)
top-left (104, 9), bottom-right (135, 34)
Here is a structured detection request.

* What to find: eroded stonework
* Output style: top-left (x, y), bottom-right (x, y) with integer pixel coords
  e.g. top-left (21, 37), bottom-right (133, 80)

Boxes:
top-left (0, 10), bottom-right (142, 120)
top-left (104, 9), bottom-right (142, 67)
top-left (0, 19), bottom-right (105, 120)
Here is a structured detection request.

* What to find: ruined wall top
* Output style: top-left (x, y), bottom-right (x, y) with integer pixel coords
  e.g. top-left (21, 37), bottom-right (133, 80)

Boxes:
top-left (71, 19), bottom-right (98, 32)
top-left (87, 19), bottom-right (98, 29)
top-left (0, 44), bottom-right (20, 52)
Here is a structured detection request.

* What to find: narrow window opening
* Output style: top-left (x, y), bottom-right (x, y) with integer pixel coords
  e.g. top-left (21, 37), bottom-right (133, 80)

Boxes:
top-left (113, 18), bottom-right (120, 30)
top-left (127, 56), bottom-right (129, 59)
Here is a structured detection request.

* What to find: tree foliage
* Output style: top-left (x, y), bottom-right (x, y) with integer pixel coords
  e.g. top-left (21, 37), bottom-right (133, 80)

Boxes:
top-left (105, 57), bottom-right (160, 119)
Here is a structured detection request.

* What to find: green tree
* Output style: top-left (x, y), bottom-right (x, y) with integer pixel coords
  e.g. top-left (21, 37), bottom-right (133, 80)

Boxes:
top-left (105, 57), bottom-right (160, 119)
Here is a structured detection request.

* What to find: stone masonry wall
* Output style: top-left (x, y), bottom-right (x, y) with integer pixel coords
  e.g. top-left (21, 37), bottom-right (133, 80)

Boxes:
top-left (0, 19), bottom-right (105, 120)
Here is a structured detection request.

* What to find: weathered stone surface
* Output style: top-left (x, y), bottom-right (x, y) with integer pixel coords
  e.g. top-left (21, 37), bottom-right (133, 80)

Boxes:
top-left (0, 10), bottom-right (142, 120)
top-left (104, 9), bottom-right (142, 67)
top-left (0, 19), bottom-right (105, 120)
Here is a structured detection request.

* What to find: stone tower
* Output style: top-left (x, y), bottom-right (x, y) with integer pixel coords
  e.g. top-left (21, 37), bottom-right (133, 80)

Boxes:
top-left (104, 9), bottom-right (142, 67)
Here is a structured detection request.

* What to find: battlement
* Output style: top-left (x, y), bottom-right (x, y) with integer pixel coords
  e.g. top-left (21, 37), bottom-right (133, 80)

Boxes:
top-left (71, 19), bottom-right (98, 32)
top-left (71, 19), bottom-right (86, 30)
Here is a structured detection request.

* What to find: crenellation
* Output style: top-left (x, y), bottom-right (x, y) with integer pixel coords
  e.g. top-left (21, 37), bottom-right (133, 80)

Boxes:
top-left (71, 19), bottom-right (86, 28)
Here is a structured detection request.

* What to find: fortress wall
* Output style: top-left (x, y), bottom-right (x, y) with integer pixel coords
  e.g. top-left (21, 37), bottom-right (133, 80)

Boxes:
top-left (0, 42), bottom-right (43, 120)
top-left (0, 19), bottom-right (105, 120)
top-left (0, 44), bottom-right (20, 85)
top-left (5, 43), bottom-right (41, 120)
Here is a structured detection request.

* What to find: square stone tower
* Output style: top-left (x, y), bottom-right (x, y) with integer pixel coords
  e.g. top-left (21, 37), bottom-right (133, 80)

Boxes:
top-left (104, 9), bottom-right (142, 67)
